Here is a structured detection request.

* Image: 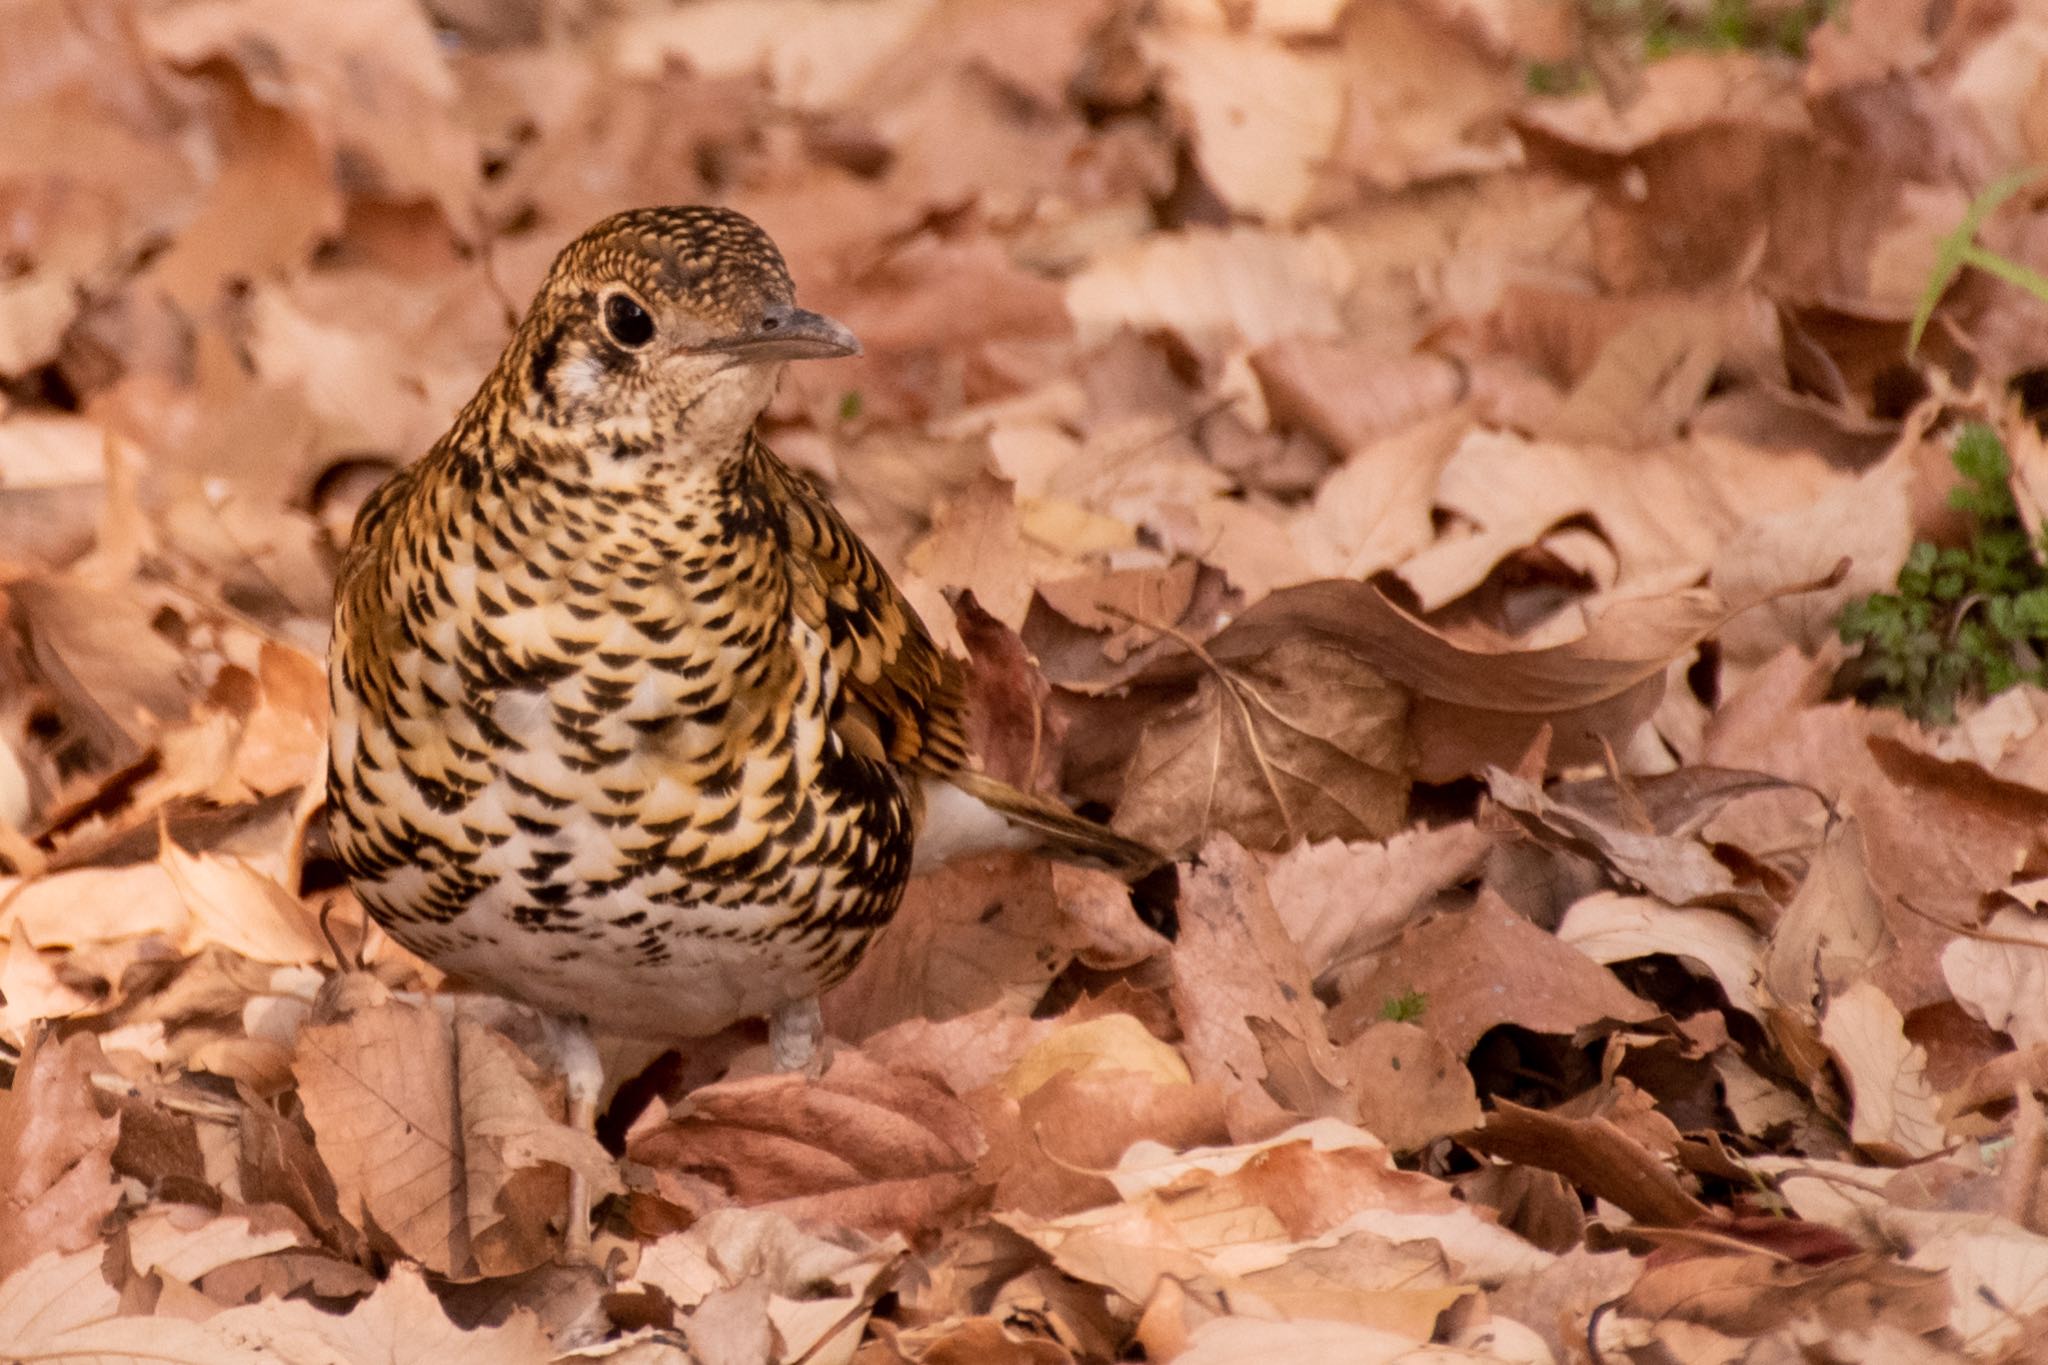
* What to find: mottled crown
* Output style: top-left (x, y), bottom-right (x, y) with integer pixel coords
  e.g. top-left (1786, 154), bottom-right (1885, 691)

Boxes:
top-left (544, 205), bottom-right (795, 328)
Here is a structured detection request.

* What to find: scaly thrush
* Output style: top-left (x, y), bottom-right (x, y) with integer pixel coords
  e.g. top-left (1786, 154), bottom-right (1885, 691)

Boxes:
top-left (326, 205), bottom-right (1161, 1243)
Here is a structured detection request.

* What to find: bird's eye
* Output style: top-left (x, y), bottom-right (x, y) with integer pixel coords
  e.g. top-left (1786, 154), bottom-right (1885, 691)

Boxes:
top-left (602, 293), bottom-right (655, 348)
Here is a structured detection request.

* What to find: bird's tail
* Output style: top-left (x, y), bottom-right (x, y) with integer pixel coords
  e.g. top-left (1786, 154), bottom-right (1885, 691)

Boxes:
top-left (923, 768), bottom-right (1166, 878)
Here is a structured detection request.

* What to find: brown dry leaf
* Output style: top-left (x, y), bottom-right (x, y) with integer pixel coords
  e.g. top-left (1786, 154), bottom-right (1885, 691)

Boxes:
top-left (1460, 1100), bottom-right (1709, 1229)
top-left (235, 1094), bottom-right (372, 1268)
top-left (1167, 835), bottom-right (1342, 1134)
top-left (0, 413), bottom-right (130, 495)
top-left (207, 1262), bottom-right (552, 1364)
top-left (1114, 634), bottom-right (1410, 856)
top-left (633, 1207), bottom-right (900, 1365)
top-left (980, 1013), bottom-right (1227, 1216)
top-left (1287, 411), bottom-right (1466, 582)
top-left (0, 932), bottom-right (98, 1036)
top-left (1712, 1049), bottom-right (1809, 1139)
top-left (611, 0), bottom-right (932, 111)
top-left (1804, 0), bottom-right (1941, 92)
top-left (982, 1064), bottom-right (1230, 1219)
top-left (1941, 905), bottom-right (2048, 1051)
top-left (825, 854), bottom-right (1074, 1041)
top-left (10, 572), bottom-right (194, 768)
top-left (859, 1007), bottom-right (1053, 1101)
top-left (1049, 864), bottom-right (1173, 971)
top-left (1173, 1317), bottom-right (1439, 1364)
top-left (1026, 560), bottom-right (1241, 700)
top-left (1539, 306), bottom-right (1725, 449)
top-left (1898, 1214), bottom-right (2048, 1355)
top-left (0, 864), bottom-right (174, 951)
top-left (291, 996), bottom-right (466, 1272)
top-left (0, 274), bottom-right (85, 377)
top-left (117, 1202), bottom-right (308, 1291)
top-left (1339, 1021), bottom-right (1484, 1153)
top-left (629, 1047), bottom-right (982, 1239)
top-left (1105, 1119), bottom-right (1546, 1279)
top-left (1710, 430), bottom-right (1917, 674)
top-left (1705, 657), bottom-right (2044, 1018)
top-left (1330, 887), bottom-right (1658, 1053)
top-left (0, 1028), bottom-right (120, 1283)
top-left (1065, 228), bottom-right (1351, 356)
top-left (0, 1247), bottom-right (275, 1363)
top-left (1254, 343), bottom-right (1467, 457)
top-left (952, 591), bottom-right (1062, 792)
top-left (1820, 980), bottom-right (1945, 1161)
top-left (904, 472), bottom-right (1091, 630)
top-left (887, 1316), bottom-right (1078, 1364)
top-left (0, 1245), bottom-right (122, 1351)
top-left (1760, 819), bottom-right (1887, 1020)
top-left (1394, 428), bottom-right (1839, 614)
top-left (221, 641), bottom-right (330, 797)
top-left (1260, 822), bottom-right (1491, 983)
top-left (1122, 575), bottom-right (1828, 786)
top-left (1485, 767), bottom-right (1761, 911)
top-left (988, 1261), bottom-right (1123, 1360)
top-left (1001, 1013), bottom-right (1189, 1097)
top-left (1613, 1246), bottom-right (1948, 1351)
top-left (1557, 892), bottom-right (1766, 1020)
top-left (1137, 636), bottom-right (1410, 851)
top-left (1325, 0), bottom-right (1523, 191)
top-left (139, 0), bottom-right (480, 222)
top-left (1001, 1126), bottom-right (1484, 1335)
top-left (142, 76), bottom-right (344, 312)
top-left (293, 994), bottom-right (614, 1279)
top-left (158, 841), bottom-right (327, 966)
top-left (1141, 31), bottom-right (1343, 224)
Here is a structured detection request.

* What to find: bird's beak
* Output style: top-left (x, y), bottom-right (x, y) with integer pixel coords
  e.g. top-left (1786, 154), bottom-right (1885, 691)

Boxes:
top-left (706, 303), bottom-right (861, 362)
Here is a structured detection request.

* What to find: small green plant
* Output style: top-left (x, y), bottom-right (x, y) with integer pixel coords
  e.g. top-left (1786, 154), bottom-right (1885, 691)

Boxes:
top-left (1910, 169), bottom-right (2048, 356)
top-left (1837, 424), bottom-right (2048, 724)
top-left (1380, 989), bottom-right (1428, 1023)
top-left (1525, 62), bottom-right (1590, 96)
top-left (1639, 0), bottom-right (1833, 58)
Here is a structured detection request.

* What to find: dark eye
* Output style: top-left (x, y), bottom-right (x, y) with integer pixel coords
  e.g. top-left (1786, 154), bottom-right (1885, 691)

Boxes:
top-left (602, 293), bottom-right (654, 348)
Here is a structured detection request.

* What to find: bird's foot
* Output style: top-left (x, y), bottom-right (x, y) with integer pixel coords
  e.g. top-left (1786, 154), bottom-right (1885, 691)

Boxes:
top-left (769, 996), bottom-right (828, 1080)
top-left (541, 1014), bottom-right (604, 1262)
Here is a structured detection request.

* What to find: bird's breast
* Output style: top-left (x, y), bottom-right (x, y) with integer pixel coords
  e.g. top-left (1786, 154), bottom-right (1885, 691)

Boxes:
top-left (329, 468), bottom-right (848, 893)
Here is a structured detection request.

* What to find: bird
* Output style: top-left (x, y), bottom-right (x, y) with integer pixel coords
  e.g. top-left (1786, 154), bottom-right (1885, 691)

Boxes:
top-left (325, 204), bottom-right (1163, 1251)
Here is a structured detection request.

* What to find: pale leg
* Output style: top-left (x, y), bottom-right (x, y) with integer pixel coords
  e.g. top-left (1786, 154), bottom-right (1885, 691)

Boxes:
top-left (769, 995), bottom-right (827, 1078)
top-left (542, 1014), bottom-right (604, 1260)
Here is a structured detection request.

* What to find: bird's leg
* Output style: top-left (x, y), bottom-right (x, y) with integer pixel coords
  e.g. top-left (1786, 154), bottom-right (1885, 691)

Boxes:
top-left (769, 995), bottom-right (828, 1079)
top-left (541, 1013), bottom-right (604, 1261)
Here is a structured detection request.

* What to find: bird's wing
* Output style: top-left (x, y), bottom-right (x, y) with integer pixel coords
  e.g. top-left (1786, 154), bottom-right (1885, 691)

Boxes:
top-left (753, 440), bottom-right (973, 777)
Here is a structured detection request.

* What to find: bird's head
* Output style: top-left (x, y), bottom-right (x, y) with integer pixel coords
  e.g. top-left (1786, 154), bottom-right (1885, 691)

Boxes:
top-left (497, 205), bottom-right (858, 473)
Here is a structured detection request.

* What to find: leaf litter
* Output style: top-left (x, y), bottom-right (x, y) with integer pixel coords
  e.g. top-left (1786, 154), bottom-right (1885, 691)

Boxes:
top-left (6, 0), bottom-right (2048, 1358)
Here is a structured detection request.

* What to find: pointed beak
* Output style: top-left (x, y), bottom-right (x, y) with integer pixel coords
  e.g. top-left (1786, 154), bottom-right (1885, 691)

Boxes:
top-left (706, 303), bottom-right (861, 362)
